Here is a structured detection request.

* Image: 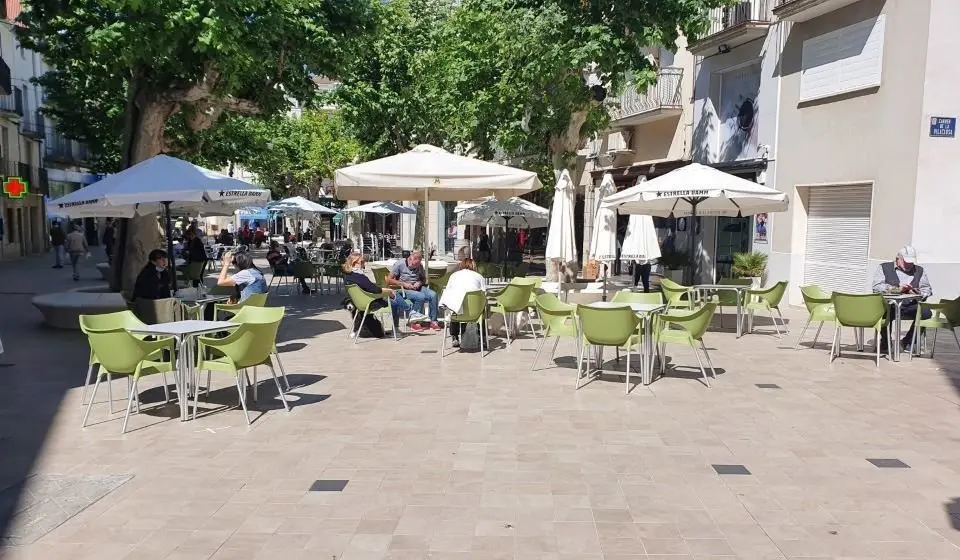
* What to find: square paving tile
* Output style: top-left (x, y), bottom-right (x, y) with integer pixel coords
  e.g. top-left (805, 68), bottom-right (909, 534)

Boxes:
top-left (711, 465), bottom-right (752, 475)
top-left (308, 479), bottom-right (349, 492)
top-left (755, 383), bottom-right (781, 389)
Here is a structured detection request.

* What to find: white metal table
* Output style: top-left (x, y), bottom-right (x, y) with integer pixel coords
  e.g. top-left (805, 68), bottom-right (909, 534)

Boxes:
top-left (881, 293), bottom-right (922, 362)
top-left (585, 301), bottom-right (667, 385)
top-left (693, 284), bottom-right (752, 338)
top-left (127, 320), bottom-right (239, 421)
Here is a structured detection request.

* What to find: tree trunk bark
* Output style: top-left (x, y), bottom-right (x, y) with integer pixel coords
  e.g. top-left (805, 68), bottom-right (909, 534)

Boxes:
top-left (112, 96), bottom-right (178, 295)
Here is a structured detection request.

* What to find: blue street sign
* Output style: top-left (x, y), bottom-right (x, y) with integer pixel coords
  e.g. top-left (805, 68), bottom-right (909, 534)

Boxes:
top-left (930, 117), bottom-right (956, 138)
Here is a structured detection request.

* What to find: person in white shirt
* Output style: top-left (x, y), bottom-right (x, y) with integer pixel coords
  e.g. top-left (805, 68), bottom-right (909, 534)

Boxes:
top-left (871, 244), bottom-right (933, 352)
top-left (439, 257), bottom-right (487, 347)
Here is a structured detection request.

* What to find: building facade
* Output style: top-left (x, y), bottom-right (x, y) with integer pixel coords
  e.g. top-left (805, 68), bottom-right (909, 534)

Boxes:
top-left (771, 0), bottom-right (960, 302)
top-left (0, 0), bottom-right (95, 261)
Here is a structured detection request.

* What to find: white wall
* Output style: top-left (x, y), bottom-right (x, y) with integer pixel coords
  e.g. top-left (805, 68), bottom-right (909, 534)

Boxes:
top-left (912, 0), bottom-right (960, 299)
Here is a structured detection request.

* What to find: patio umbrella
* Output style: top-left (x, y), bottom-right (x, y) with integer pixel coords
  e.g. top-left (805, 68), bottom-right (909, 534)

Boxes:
top-left (269, 196), bottom-right (337, 244)
top-left (589, 174), bottom-right (618, 301)
top-left (341, 201), bottom-right (416, 259)
top-left (602, 162), bottom-right (788, 284)
top-left (619, 178), bottom-right (661, 264)
top-left (47, 155), bottom-right (270, 289)
top-left (455, 197), bottom-right (549, 228)
top-left (334, 145), bottom-right (541, 252)
top-left (544, 170), bottom-right (577, 288)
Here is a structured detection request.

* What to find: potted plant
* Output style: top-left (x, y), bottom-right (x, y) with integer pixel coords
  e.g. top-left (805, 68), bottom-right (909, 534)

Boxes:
top-left (731, 251), bottom-right (768, 288)
top-left (658, 247), bottom-right (690, 283)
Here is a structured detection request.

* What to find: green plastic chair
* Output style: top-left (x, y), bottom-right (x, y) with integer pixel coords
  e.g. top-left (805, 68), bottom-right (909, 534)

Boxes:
top-left (477, 261), bottom-right (498, 282)
top-left (429, 271), bottom-right (453, 299)
top-left (196, 306), bottom-right (291, 424)
top-left (830, 292), bottom-right (888, 367)
top-left (80, 314), bottom-right (177, 433)
top-left (611, 291), bottom-right (663, 305)
top-left (346, 284), bottom-right (399, 343)
top-left (909, 298), bottom-right (960, 359)
top-left (704, 278), bottom-right (751, 328)
top-left (292, 262), bottom-right (317, 294)
top-left (744, 281), bottom-right (789, 337)
top-left (532, 293), bottom-right (579, 371)
top-left (214, 292), bottom-right (268, 320)
top-left (660, 277), bottom-right (694, 310)
top-left (80, 310), bottom-right (170, 407)
top-left (440, 290), bottom-right (488, 358)
top-left (511, 276), bottom-right (544, 335)
top-left (796, 285), bottom-right (835, 350)
top-left (490, 283), bottom-right (536, 345)
top-left (657, 302), bottom-right (718, 387)
top-left (576, 304), bottom-right (641, 393)
top-left (227, 305), bottom-right (291, 392)
top-left (178, 261), bottom-right (205, 287)
top-left (320, 262), bottom-right (343, 294)
top-left (371, 267), bottom-right (391, 290)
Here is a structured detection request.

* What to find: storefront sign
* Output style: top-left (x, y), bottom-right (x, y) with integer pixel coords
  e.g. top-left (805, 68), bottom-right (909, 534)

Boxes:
top-left (930, 117), bottom-right (956, 138)
top-left (2, 177), bottom-right (28, 199)
top-left (754, 213), bottom-right (768, 244)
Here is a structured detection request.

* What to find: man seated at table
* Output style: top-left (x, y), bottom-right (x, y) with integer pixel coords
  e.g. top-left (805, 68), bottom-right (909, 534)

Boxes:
top-left (387, 250), bottom-right (440, 332)
top-left (343, 252), bottom-right (422, 334)
top-left (133, 249), bottom-right (173, 301)
top-left (871, 245), bottom-right (932, 353)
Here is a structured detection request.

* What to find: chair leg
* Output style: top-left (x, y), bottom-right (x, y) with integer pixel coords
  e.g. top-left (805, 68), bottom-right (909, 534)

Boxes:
top-left (252, 366), bottom-right (259, 402)
top-left (235, 374), bottom-right (251, 425)
top-left (504, 315), bottom-right (512, 346)
top-left (951, 328), bottom-right (960, 354)
top-left (527, 311), bottom-right (537, 340)
top-left (107, 372), bottom-right (114, 415)
top-left (830, 326), bottom-right (840, 364)
top-left (440, 319), bottom-right (449, 358)
top-left (693, 344), bottom-right (710, 388)
top-left (161, 371), bottom-right (171, 403)
top-left (354, 307), bottom-right (370, 345)
top-left (532, 335), bottom-right (548, 371)
top-left (875, 328), bottom-right (881, 368)
top-left (479, 319), bottom-right (486, 359)
top-left (81, 373), bottom-right (103, 428)
top-left (931, 328), bottom-right (940, 358)
top-left (794, 317), bottom-right (812, 350)
top-left (81, 363), bottom-right (97, 407)
top-left (770, 309), bottom-right (782, 338)
top-left (272, 352), bottom-right (291, 390)
top-left (699, 339), bottom-right (717, 380)
top-left (267, 363), bottom-right (290, 412)
top-left (625, 346), bottom-right (631, 395)
top-left (121, 377), bottom-right (139, 434)
top-left (775, 309), bottom-right (786, 334)
top-left (575, 342), bottom-right (586, 389)
top-left (812, 322), bottom-right (825, 350)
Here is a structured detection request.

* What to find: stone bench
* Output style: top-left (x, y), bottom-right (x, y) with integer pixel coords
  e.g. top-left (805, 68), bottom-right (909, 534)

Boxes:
top-left (95, 262), bottom-right (112, 281)
top-left (32, 287), bottom-right (128, 330)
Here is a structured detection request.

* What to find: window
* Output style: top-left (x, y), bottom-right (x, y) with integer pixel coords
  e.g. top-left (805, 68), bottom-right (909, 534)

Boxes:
top-left (800, 15), bottom-right (885, 102)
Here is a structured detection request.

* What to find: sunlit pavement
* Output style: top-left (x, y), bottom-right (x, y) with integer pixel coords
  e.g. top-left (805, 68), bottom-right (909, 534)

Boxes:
top-left (2, 254), bottom-right (960, 559)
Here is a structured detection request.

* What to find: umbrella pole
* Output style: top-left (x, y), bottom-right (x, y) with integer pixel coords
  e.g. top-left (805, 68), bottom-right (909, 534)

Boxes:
top-left (163, 201), bottom-right (177, 292)
top-left (686, 199), bottom-right (699, 285)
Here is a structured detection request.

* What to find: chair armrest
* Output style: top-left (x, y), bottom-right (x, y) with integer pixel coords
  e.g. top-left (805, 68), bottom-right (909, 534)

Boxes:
top-left (747, 285), bottom-right (775, 296)
top-left (660, 309), bottom-right (702, 324)
top-left (140, 337), bottom-right (175, 354)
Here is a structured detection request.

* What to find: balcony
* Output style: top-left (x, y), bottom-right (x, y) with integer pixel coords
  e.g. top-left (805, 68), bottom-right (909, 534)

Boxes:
top-left (44, 128), bottom-right (91, 166)
top-left (773, 0), bottom-right (861, 22)
top-left (0, 57), bottom-right (10, 96)
top-left (607, 67), bottom-right (684, 126)
top-left (0, 86), bottom-right (23, 117)
top-left (20, 109), bottom-right (43, 139)
top-left (689, 0), bottom-right (775, 56)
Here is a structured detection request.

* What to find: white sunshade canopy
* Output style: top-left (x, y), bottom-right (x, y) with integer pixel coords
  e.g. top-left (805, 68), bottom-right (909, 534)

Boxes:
top-left (269, 196), bottom-right (338, 214)
top-left (619, 179), bottom-right (661, 263)
top-left (341, 201), bottom-right (416, 215)
top-left (589, 174), bottom-right (619, 263)
top-left (601, 162), bottom-right (788, 217)
top-left (544, 170), bottom-right (577, 265)
top-left (334, 144), bottom-right (542, 201)
top-left (48, 154), bottom-right (270, 218)
top-left (456, 197), bottom-right (549, 228)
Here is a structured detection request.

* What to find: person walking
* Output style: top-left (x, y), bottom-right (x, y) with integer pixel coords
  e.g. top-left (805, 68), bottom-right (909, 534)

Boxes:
top-left (102, 219), bottom-right (117, 265)
top-left (50, 221), bottom-right (66, 269)
top-left (64, 224), bottom-right (88, 281)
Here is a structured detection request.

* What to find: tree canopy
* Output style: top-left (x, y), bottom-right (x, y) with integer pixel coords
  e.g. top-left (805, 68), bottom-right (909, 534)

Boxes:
top-left (16, 0), bottom-right (376, 289)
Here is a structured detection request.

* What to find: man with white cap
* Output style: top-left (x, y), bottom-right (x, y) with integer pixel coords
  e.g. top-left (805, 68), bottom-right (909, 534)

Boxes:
top-left (871, 245), bottom-right (932, 353)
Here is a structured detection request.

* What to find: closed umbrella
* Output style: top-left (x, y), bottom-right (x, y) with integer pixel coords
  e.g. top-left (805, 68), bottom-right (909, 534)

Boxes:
top-left (545, 170), bottom-right (577, 287)
top-left (589, 174), bottom-right (618, 300)
top-left (620, 177), bottom-right (661, 290)
top-left (602, 163), bottom-right (788, 283)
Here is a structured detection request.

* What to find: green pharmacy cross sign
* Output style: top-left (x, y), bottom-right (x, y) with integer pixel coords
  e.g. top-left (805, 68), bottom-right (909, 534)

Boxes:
top-left (2, 177), bottom-right (28, 199)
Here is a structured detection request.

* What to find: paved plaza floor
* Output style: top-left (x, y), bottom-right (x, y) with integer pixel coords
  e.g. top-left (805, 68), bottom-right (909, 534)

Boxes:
top-left (2, 254), bottom-right (960, 559)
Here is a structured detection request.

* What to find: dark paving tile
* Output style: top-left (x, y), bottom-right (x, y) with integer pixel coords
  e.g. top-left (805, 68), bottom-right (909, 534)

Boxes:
top-left (712, 464), bottom-right (751, 475)
top-left (866, 458), bottom-right (910, 469)
top-left (309, 479), bottom-right (349, 492)
top-left (755, 383), bottom-right (781, 389)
